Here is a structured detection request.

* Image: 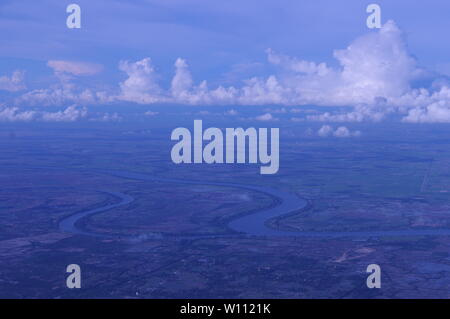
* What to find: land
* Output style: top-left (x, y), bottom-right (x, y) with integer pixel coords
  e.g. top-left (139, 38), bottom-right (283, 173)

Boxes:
top-left (2, 109), bottom-right (450, 298)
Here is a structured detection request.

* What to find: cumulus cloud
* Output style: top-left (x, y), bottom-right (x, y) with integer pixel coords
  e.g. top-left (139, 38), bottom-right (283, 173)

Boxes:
top-left (255, 112), bottom-right (278, 121)
top-left (108, 20), bottom-right (432, 111)
top-left (0, 106), bottom-right (36, 122)
top-left (334, 126), bottom-right (361, 138)
top-left (169, 58), bottom-right (238, 105)
top-left (317, 125), bottom-right (361, 138)
top-left (318, 125), bottom-right (334, 137)
top-left (0, 105), bottom-right (120, 123)
top-left (17, 86), bottom-right (111, 107)
top-left (332, 21), bottom-right (417, 103)
top-left (41, 105), bottom-right (88, 122)
top-left (171, 58), bottom-right (194, 99)
top-left (402, 101), bottom-right (450, 123)
top-left (306, 104), bottom-right (388, 123)
top-left (267, 48), bottom-right (331, 76)
top-left (0, 71), bottom-right (26, 92)
top-left (238, 75), bottom-right (290, 105)
top-left (118, 58), bottom-right (164, 104)
top-left (10, 19), bottom-right (450, 125)
top-left (252, 21), bottom-right (420, 107)
top-left (16, 60), bottom-right (110, 107)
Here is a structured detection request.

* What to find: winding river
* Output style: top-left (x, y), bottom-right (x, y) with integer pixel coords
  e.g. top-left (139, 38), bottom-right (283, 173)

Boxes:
top-left (59, 170), bottom-right (450, 239)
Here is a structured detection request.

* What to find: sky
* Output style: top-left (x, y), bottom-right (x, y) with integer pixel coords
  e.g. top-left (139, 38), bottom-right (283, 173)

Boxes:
top-left (1, 0), bottom-right (450, 125)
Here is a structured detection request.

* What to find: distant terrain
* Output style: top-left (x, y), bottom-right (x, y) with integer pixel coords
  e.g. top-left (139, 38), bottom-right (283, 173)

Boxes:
top-left (2, 111), bottom-right (450, 298)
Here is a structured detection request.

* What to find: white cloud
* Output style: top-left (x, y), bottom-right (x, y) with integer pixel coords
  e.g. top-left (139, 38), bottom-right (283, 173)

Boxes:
top-left (0, 105), bottom-right (90, 122)
top-left (238, 76), bottom-right (289, 105)
top-left (118, 58), bottom-right (164, 104)
top-left (0, 105), bottom-right (124, 123)
top-left (402, 101), bottom-right (450, 123)
top-left (17, 86), bottom-right (111, 107)
top-left (41, 105), bottom-right (88, 122)
top-left (171, 58), bottom-right (194, 99)
top-left (16, 60), bottom-right (111, 107)
top-left (333, 126), bottom-right (361, 138)
top-left (263, 107), bottom-right (288, 114)
top-left (90, 112), bottom-right (122, 122)
top-left (318, 125), bottom-right (334, 137)
top-left (255, 112), bottom-right (277, 121)
top-left (248, 21), bottom-right (420, 107)
top-left (47, 61), bottom-right (103, 76)
top-left (317, 125), bottom-right (361, 138)
top-left (225, 109), bottom-right (238, 115)
top-left (0, 106), bottom-right (36, 122)
top-left (267, 48), bottom-right (331, 76)
top-left (169, 58), bottom-right (238, 105)
top-left (145, 110), bottom-right (159, 116)
top-left (0, 71), bottom-right (26, 92)
top-left (332, 21), bottom-right (417, 103)
top-left (306, 104), bottom-right (387, 123)
top-left (10, 19), bottom-right (450, 126)
top-left (147, 20), bottom-right (432, 110)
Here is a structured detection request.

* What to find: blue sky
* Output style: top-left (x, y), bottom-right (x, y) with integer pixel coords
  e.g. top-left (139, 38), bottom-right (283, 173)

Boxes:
top-left (1, 0), bottom-right (450, 125)
top-left (2, 0), bottom-right (450, 80)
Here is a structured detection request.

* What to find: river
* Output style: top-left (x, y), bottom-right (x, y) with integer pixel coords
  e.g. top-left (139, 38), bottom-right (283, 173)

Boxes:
top-left (58, 170), bottom-right (450, 239)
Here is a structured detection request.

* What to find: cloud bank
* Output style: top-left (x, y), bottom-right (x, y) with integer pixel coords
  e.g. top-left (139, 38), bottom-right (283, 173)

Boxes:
top-left (7, 20), bottom-right (450, 124)
top-left (0, 105), bottom-right (119, 123)
top-left (317, 125), bottom-right (361, 138)
top-left (0, 71), bottom-right (26, 92)
top-left (108, 20), bottom-right (424, 108)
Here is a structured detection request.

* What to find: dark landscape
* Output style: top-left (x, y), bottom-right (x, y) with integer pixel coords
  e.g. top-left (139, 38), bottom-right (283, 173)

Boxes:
top-left (1, 112), bottom-right (450, 298)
